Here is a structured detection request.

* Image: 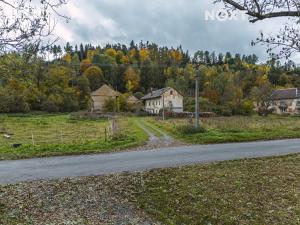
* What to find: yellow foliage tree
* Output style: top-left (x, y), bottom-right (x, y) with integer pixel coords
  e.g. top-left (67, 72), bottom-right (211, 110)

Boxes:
top-left (63, 53), bottom-right (72, 64)
top-left (121, 55), bottom-right (130, 64)
top-left (80, 59), bottom-right (92, 73)
top-left (124, 67), bottom-right (140, 92)
top-left (87, 50), bottom-right (97, 61)
top-left (105, 48), bottom-right (117, 58)
top-left (170, 50), bottom-right (182, 64)
top-left (139, 48), bottom-right (150, 62)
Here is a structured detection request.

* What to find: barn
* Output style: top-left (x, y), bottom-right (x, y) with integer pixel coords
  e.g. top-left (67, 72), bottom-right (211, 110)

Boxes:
top-left (91, 84), bottom-right (120, 112)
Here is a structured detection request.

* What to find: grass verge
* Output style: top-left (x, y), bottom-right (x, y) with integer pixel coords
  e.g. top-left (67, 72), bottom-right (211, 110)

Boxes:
top-left (147, 116), bottom-right (300, 144)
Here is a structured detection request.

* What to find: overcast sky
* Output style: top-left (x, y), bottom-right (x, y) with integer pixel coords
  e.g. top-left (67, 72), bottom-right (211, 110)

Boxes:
top-left (54, 0), bottom-right (299, 63)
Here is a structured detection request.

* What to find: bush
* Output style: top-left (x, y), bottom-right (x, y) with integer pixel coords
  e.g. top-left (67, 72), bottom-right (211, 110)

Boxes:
top-left (111, 133), bottom-right (132, 141)
top-left (213, 105), bottom-right (233, 116)
top-left (103, 98), bottom-right (118, 112)
top-left (61, 88), bottom-right (80, 112)
top-left (0, 88), bottom-right (30, 113)
top-left (178, 125), bottom-right (207, 135)
top-left (239, 100), bottom-right (254, 115)
top-left (41, 98), bottom-right (60, 113)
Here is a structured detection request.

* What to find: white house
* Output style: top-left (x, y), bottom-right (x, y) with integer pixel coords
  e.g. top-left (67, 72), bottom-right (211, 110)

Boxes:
top-left (141, 87), bottom-right (184, 114)
top-left (269, 88), bottom-right (300, 115)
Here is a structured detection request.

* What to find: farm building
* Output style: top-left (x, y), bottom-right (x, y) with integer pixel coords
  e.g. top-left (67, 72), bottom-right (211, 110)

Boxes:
top-left (269, 88), bottom-right (300, 115)
top-left (127, 95), bottom-right (140, 105)
top-left (141, 87), bottom-right (184, 114)
top-left (91, 84), bottom-right (120, 112)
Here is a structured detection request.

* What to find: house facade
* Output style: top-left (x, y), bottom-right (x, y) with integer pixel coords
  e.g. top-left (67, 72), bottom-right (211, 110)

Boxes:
top-left (269, 88), bottom-right (300, 115)
top-left (141, 87), bottom-right (184, 114)
top-left (91, 84), bottom-right (120, 112)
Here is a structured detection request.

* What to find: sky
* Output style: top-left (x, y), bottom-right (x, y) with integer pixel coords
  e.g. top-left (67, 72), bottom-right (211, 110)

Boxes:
top-left (54, 0), bottom-right (299, 63)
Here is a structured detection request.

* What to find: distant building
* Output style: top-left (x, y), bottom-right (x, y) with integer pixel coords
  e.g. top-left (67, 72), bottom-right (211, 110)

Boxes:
top-left (91, 84), bottom-right (120, 112)
top-left (127, 95), bottom-right (140, 105)
top-left (141, 87), bottom-right (184, 114)
top-left (269, 88), bottom-right (300, 114)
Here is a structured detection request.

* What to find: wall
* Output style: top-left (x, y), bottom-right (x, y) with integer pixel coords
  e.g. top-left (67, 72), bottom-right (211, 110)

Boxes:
top-left (144, 88), bottom-right (184, 114)
top-left (271, 99), bottom-right (300, 115)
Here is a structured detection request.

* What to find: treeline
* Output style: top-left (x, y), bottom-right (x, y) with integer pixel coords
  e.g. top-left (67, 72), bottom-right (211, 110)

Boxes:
top-left (0, 41), bottom-right (299, 115)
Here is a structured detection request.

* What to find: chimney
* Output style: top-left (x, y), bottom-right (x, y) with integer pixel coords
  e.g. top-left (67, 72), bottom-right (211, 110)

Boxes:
top-left (150, 88), bottom-right (153, 96)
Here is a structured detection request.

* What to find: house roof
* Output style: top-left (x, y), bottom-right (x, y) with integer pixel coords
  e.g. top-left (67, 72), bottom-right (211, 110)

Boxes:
top-left (141, 87), bottom-right (171, 100)
top-left (91, 84), bottom-right (120, 97)
top-left (127, 95), bottom-right (140, 103)
top-left (269, 88), bottom-right (300, 100)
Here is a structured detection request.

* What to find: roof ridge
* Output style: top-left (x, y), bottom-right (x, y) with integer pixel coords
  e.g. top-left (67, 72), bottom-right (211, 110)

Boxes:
top-left (275, 87), bottom-right (297, 91)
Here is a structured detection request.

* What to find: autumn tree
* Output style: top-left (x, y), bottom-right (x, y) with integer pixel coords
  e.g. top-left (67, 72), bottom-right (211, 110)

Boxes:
top-left (84, 66), bottom-right (104, 91)
top-left (76, 76), bottom-right (91, 109)
top-left (80, 59), bottom-right (92, 73)
top-left (42, 65), bottom-right (79, 112)
top-left (124, 67), bottom-right (140, 92)
top-left (250, 78), bottom-right (273, 116)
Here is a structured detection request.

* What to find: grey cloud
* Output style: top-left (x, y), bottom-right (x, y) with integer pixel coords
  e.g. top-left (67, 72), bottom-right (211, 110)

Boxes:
top-left (55, 0), bottom-right (292, 61)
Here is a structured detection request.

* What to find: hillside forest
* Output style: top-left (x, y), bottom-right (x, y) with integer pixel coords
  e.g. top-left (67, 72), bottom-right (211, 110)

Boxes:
top-left (0, 41), bottom-right (299, 115)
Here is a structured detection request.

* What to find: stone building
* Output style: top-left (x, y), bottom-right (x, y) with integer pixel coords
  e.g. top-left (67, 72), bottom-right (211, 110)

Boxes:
top-left (91, 84), bottom-right (120, 112)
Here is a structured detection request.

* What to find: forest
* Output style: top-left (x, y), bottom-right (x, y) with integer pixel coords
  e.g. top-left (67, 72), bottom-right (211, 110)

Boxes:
top-left (0, 41), bottom-right (299, 115)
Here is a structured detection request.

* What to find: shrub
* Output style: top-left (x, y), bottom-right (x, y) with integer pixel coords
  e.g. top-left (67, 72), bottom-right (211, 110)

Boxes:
top-left (41, 98), bottom-right (59, 113)
top-left (111, 133), bottom-right (132, 141)
top-left (0, 88), bottom-right (30, 113)
top-left (178, 125), bottom-right (207, 135)
top-left (103, 98), bottom-right (117, 112)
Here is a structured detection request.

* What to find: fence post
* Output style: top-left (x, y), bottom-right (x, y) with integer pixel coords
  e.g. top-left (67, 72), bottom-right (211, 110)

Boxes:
top-left (104, 128), bottom-right (107, 142)
top-left (31, 132), bottom-right (35, 146)
top-left (60, 129), bottom-right (63, 143)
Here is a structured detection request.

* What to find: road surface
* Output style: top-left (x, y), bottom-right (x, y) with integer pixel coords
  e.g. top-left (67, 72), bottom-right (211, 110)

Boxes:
top-left (1, 139), bottom-right (300, 184)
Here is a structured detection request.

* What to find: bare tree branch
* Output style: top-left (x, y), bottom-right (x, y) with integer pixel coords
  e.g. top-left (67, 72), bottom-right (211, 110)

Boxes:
top-left (0, 0), bottom-right (69, 53)
top-left (216, 0), bottom-right (300, 59)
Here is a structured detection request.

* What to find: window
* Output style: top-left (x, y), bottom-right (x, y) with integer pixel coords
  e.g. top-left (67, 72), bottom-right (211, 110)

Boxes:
top-left (170, 90), bottom-right (173, 95)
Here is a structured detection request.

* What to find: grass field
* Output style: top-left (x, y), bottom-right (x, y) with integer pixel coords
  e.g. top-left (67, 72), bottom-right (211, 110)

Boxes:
top-left (0, 114), bottom-right (148, 160)
top-left (1, 154), bottom-right (299, 224)
top-left (146, 116), bottom-right (300, 144)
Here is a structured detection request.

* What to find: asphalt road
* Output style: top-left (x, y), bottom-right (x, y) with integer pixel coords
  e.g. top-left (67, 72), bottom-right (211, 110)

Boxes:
top-left (1, 139), bottom-right (300, 184)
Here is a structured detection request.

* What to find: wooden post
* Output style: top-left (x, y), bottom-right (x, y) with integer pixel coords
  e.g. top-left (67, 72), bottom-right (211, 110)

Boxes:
top-left (60, 129), bottom-right (63, 143)
top-left (195, 70), bottom-right (200, 129)
top-left (31, 132), bottom-right (35, 146)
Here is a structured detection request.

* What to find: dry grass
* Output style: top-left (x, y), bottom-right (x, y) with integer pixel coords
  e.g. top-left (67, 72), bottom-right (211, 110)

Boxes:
top-left (146, 116), bottom-right (300, 144)
top-left (0, 114), bottom-right (108, 146)
top-left (0, 115), bottom-right (148, 160)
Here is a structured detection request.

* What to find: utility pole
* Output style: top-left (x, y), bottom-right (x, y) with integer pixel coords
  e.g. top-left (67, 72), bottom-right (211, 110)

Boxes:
top-left (195, 70), bottom-right (200, 129)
